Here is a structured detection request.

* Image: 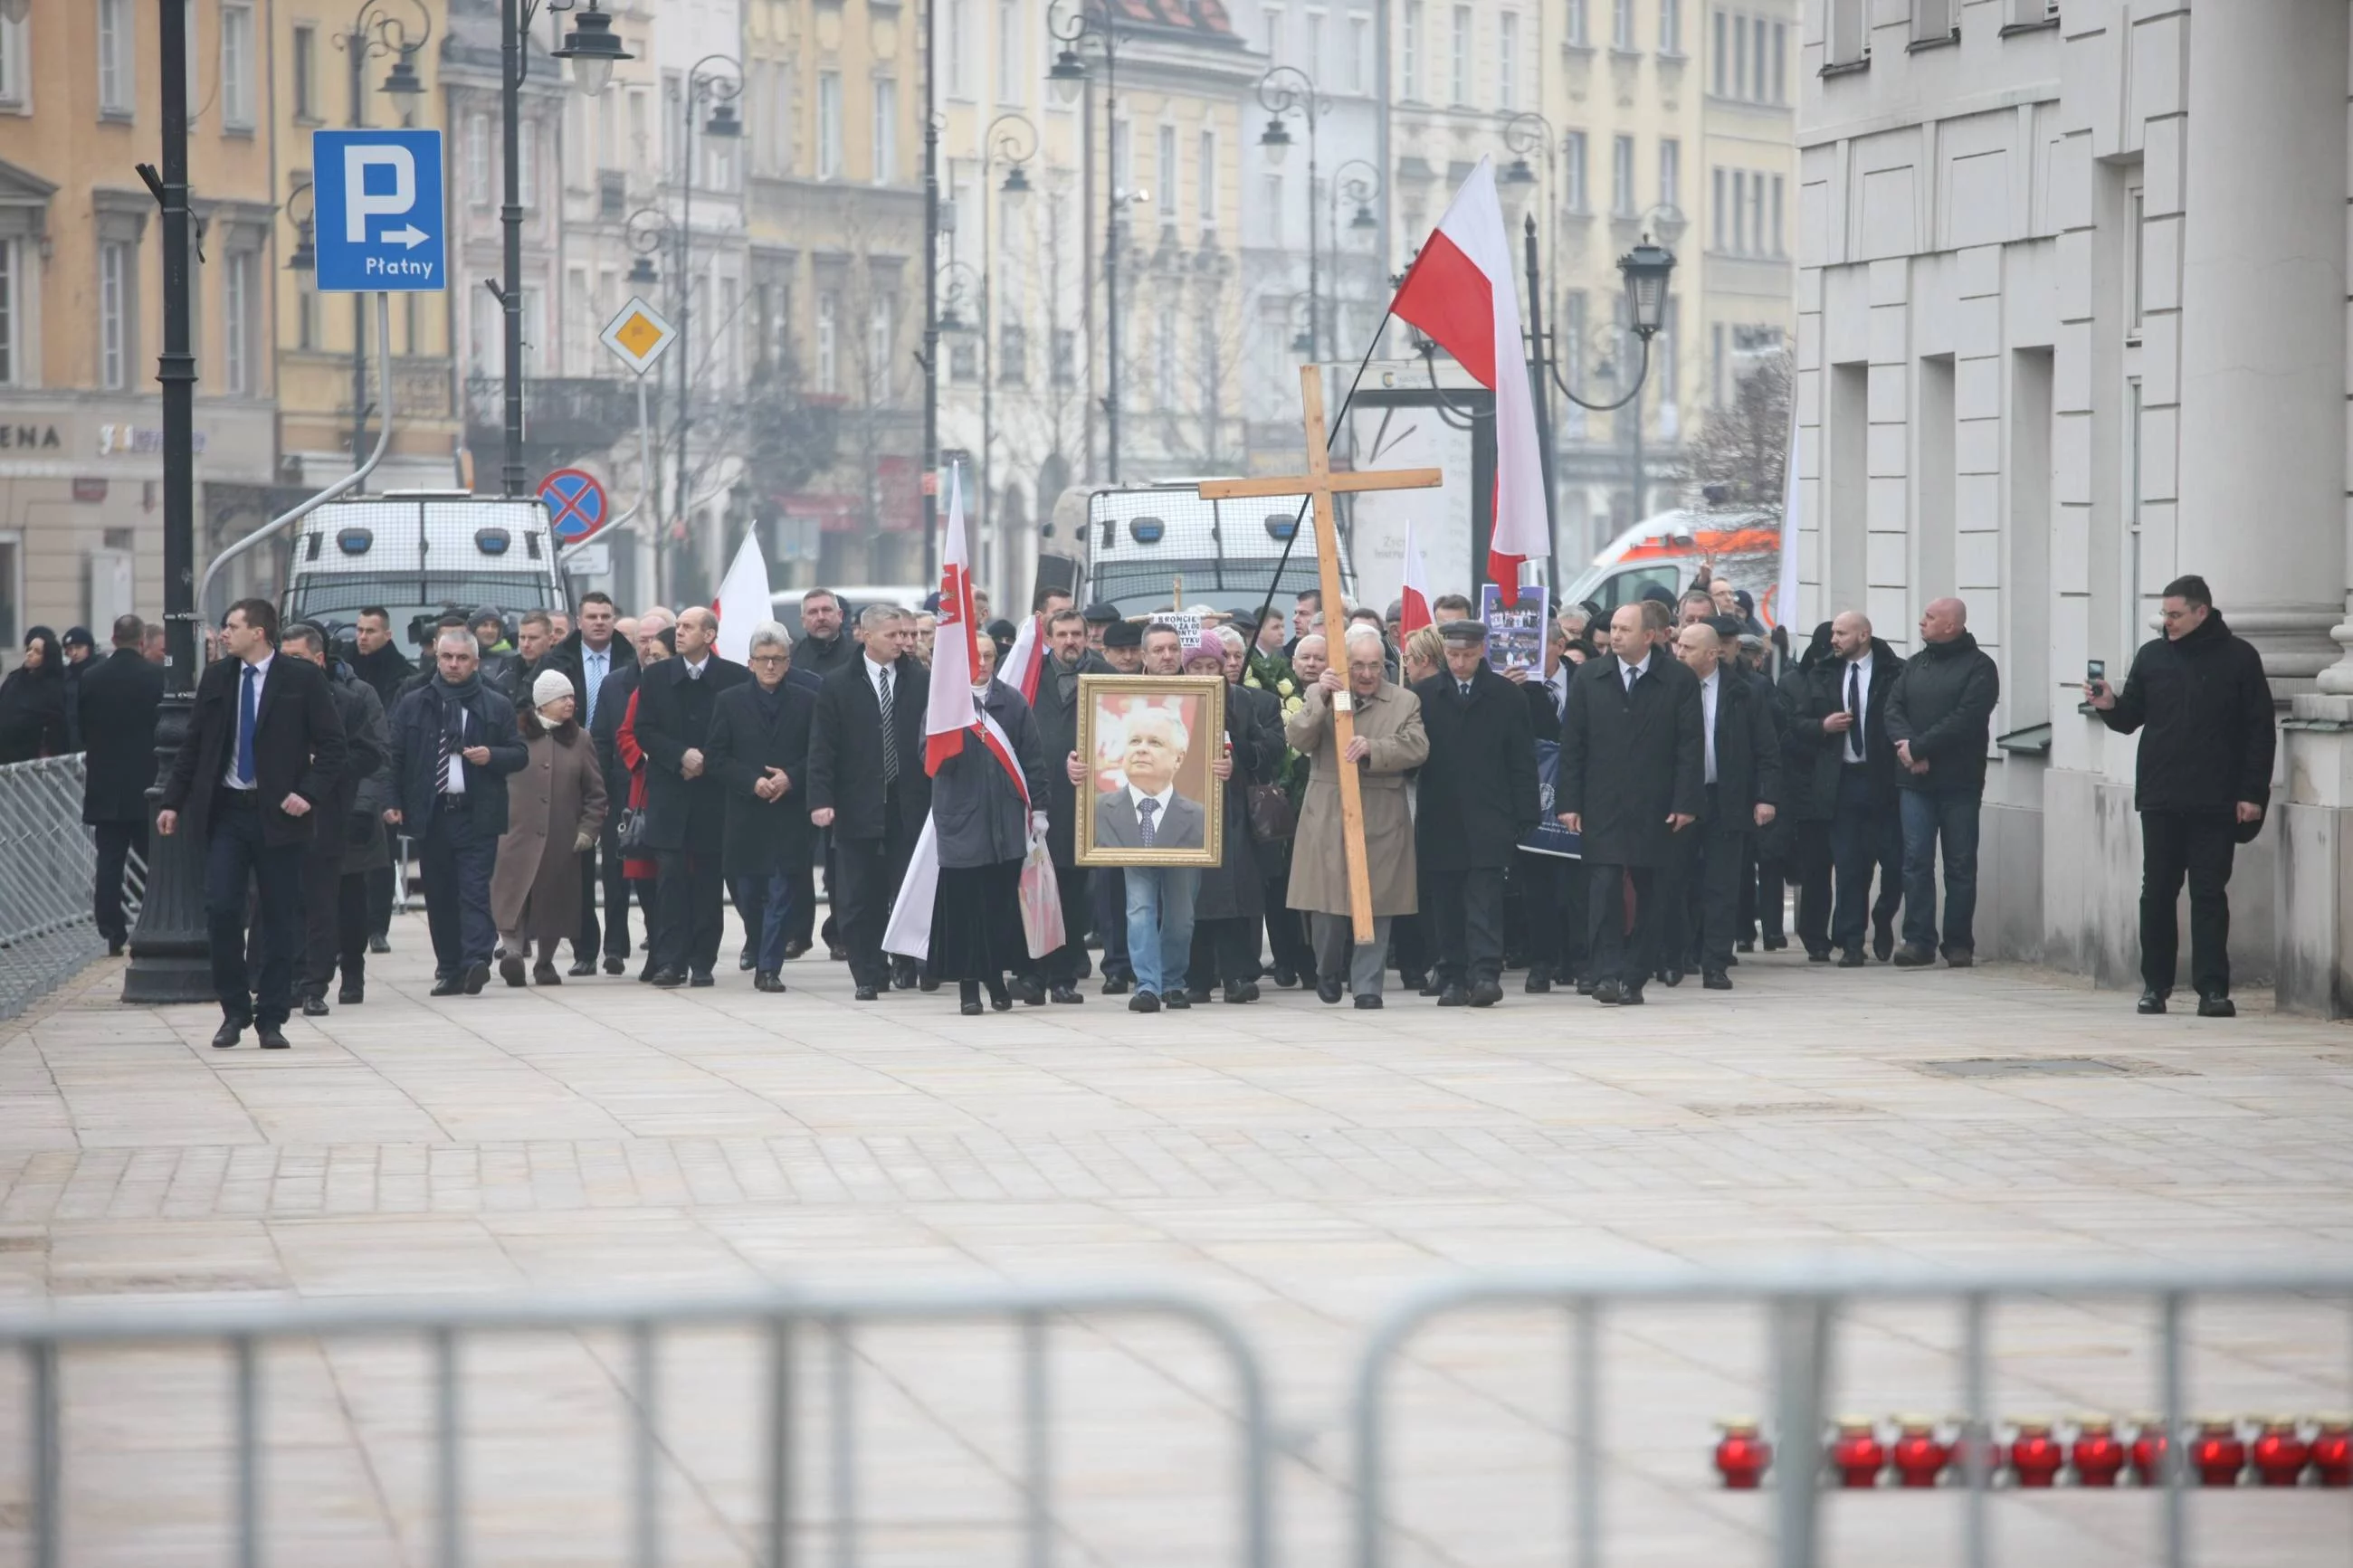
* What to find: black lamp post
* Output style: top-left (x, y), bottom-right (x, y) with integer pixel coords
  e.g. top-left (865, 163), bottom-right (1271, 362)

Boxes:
top-left (971, 112), bottom-right (1037, 590)
top-left (1049, 2), bottom-right (1128, 483)
top-left (1257, 65), bottom-right (1325, 361)
top-left (654, 57), bottom-right (741, 598)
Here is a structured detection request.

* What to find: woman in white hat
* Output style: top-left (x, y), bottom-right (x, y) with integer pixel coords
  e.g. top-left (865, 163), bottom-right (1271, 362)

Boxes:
top-left (491, 668), bottom-right (609, 984)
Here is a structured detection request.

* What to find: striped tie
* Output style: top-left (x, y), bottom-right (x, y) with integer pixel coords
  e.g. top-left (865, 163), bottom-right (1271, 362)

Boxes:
top-left (878, 665), bottom-right (898, 783)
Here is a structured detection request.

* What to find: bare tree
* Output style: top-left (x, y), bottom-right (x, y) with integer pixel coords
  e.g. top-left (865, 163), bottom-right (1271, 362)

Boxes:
top-left (1681, 347), bottom-right (1791, 511)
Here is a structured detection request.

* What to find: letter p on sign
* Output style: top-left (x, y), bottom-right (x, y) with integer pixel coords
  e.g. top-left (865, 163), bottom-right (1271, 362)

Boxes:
top-left (344, 145), bottom-right (415, 242)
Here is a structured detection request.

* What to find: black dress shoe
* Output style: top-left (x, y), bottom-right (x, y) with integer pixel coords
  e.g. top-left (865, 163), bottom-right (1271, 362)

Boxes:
top-left (1467, 979), bottom-right (1502, 1008)
top-left (783, 937), bottom-right (813, 960)
top-left (739, 951), bottom-right (757, 972)
top-left (500, 955), bottom-right (528, 988)
top-left (960, 998), bottom-right (985, 1018)
top-left (1417, 980), bottom-right (1443, 998)
top-left (368, 935), bottom-right (391, 955)
top-left (1872, 920), bottom-right (1896, 962)
top-left (987, 984), bottom-right (1014, 1012)
top-left (854, 984), bottom-right (881, 1002)
top-left (754, 971), bottom-right (787, 993)
top-left (338, 984), bottom-right (363, 1006)
top-left (1805, 948), bottom-right (1832, 964)
top-left (637, 962), bottom-right (657, 984)
top-left (1591, 980), bottom-right (1624, 1006)
top-left (890, 959), bottom-right (919, 990)
top-left (1892, 945), bottom-right (1936, 968)
top-left (649, 968), bottom-right (688, 989)
top-left (258, 1026), bottom-right (291, 1050)
top-left (300, 995), bottom-right (330, 1018)
top-left (689, 972), bottom-right (716, 988)
top-left (462, 962), bottom-right (491, 994)
top-left (1725, 953), bottom-right (1739, 967)
top-left (1659, 968), bottom-right (1683, 988)
top-left (1101, 974), bottom-right (1131, 996)
top-left (1736, 939), bottom-right (1755, 954)
top-left (1184, 984), bottom-right (1213, 1006)
top-left (1129, 990), bottom-right (1160, 1013)
top-left (1576, 978), bottom-right (1596, 996)
top-left (1618, 986), bottom-right (1646, 1006)
top-left (1354, 993), bottom-right (1384, 1010)
top-left (1049, 984), bottom-right (1084, 1004)
top-left (1436, 984), bottom-right (1469, 1007)
top-left (1270, 968), bottom-right (1300, 989)
top-left (1399, 971), bottom-right (1430, 993)
top-left (1163, 991), bottom-right (1191, 1010)
top-left (1524, 968), bottom-right (1552, 994)
top-left (533, 963), bottom-right (562, 986)
top-left (1317, 978), bottom-right (1344, 1004)
top-left (1943, 948), bottom-right (1975, 968)
top-left (1836, 949), bottom-right (1867, 968)
top-left (211, 1021), bottom-right (244, 1049)
top-left (1013, 974), bottom-right (1046, 1007)
top-left (1229, 981), bottom-right (1261, 1003)
top-left (2137, 989), bottom-right (2167, 1015)
top-left (429, 976), bottom-right (462, 997)
top-left (108, 939), bottom-right (125, 958)
top-left (569, 958), bottom-right (597, 978)
top-left (1702, 970), bottom-right (1733, 991)
top-left (828, 945), bottom-right (850, 963)
top-left (2197, 992), bottom-right (2236, 1018)
top-left (605, 955), bottom-right (626, 974)
top-left (918, 973), bottom-right (940, 993)
top-left (1763, 936), bottom-right (1788, 952)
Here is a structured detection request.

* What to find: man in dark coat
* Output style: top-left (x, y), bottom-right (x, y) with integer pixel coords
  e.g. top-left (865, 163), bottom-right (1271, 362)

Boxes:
top-left (1804, 611), bottom-right (1906, 965)
top-left (348, 605), bottom-right (419, 954)
top-left (1508, 622), bottom-right (1572, 991)
top-left (59, 626), bottom-right (95, 750)
top-left (1029, 606), bottom-right (1110, 1001)
top-left (591, 608), bottom-right (671, 969)
top-left (1659, 621), bottom-right (1780, 990)
top-left (1777, 622), bottom-right (1840, 959)
top-left (1558, 601), bottom-right (1704, 1005)
top-left (533, 591), bottom-right (640, 975)
top-left (77, 614), bottom-right (165, 955)
top-left (706, 621), bottom-right (815, 992)
top-left (385, 628), bottom-right (527, 995)
top-left (1408, 620), bottom-right (1540, 1008)
top-left (810, 603), bottom-right (932, 999)
top-left (633, 606), bottom-right (748, 986)
top-left (1884, 596), bottom-right (2001, 968)
top-left (2089, 573), bottom-right (2277, 1017)
top-left (281, 624), bottom-right (390, 1015)
top-left (468, 605), bottom-right (526, 702)
top-left (157, 599), bottom-right (348, 1050)
top-left (792, 587), bottom-right (859, 681)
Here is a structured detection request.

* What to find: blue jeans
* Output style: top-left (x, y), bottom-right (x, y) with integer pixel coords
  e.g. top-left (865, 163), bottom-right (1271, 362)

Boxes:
top-left (1123, 866), bottom-right (1199, 997)
top-left (745, 869), bottom-right (795, 973)
top-left (1899, 787), bottom-right (1982, 954)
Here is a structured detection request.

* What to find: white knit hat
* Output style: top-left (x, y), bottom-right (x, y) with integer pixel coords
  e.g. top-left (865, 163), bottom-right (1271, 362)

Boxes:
top-left (532, 669), bottom-right (575, 712)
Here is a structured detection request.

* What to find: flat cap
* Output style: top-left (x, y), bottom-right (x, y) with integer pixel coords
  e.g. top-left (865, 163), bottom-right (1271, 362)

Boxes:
top-left (1101, 619), bottom-right (1144, 649)
top-left (1081, 603), bottom-right (1120, 624)
top-left (1438, 618), bottom-right (1489, 645)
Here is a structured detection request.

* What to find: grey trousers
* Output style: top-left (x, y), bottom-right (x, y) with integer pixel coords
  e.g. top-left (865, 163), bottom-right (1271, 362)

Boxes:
top-left (1311, 912), bottom-right (1394, 997)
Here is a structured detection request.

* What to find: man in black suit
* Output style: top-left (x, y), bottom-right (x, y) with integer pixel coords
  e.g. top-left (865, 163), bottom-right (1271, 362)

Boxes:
top-left (809, 603), bottom-right (931, 1000)
top-left (1805, 610), bottom-right (1906, 966)
top-left (78, 614), bottom-right (166, 955)
top-left (632, 606), bottom-right (748, 985)
top-left (385, 628), bottom-right (527, 995)
top-left (1410, 621), bottom-right (1541, 1008)
top-left (1030, 607), bottom-right (1110, 1002)
top-left (281, 623), bottom-right (391, 1015)
top-left (706, 621), bottom-right (817, 992)
top-left (1660, 621), bottom-right (1780, 991)
top-left (1091, 706), bottom-right (1210, 849)
top-left (1558, 601), bottom-right (1704, 1005)
top-left (157, 599), bottom-right (348, 1050)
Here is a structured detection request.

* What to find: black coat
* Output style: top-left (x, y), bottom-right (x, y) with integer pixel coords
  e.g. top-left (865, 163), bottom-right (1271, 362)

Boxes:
top-left (160, 653), bottom-right (349, 847)
top-left (1801, 639), bottom-right (1907, 795)
top-left (591, 661), bottom-right (643, 811)
top-left (347, 642), bottom-right (416, 708)
top-left (794, 632), bottom-right (859, 683)
top-left (1701, 668), bottom-right (1782, 826)
top-left (1558, 652), bottom-right (1704, 867)
top-left (1520, 672), bottom-right (1565, 746)
top-left (534, 630), bottom-right (637, 723)
top-left (325, 664), bottom-right (395, 872)
top-left (1884, 631), bottom-right (2000, 793)
top-left (1196, 682), bottom-right (1274, 921)
top-left (0, 667), bottom-right (67, 764)
top-left (1029, 650), bottom-right (1114, 867)
top-left (386, 679), bottom-right (528, 836)
top-left (1410, 664), bottom-right (1541, 870)
top-left (1776, 655), bottom-right (1838, 822)
top-left (931, 679), bottom-right (1050, 869)
top-left (2097, 610), bottom-right (2277, 813)
top-left (706, 679), bottom-right (817, 878)
top-left (60, 658), bottom-right (89, 750)
top-left (77, 647), bottom-right (166, 823)
top-left (808, 655), bottom-right (932, 842)
top-left (634, 655), bottom-right (750, 852)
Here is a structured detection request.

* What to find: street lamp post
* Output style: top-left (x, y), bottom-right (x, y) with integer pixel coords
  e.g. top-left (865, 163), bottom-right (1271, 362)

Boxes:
top-left (659, 58), bottom-right (742, 597)
top-left (1328, 157), bottom-right (1380, 361)
top-left (1258, 66), bottom-right (1325, 361)
top-left (1050, 3), bottom-right (1127, 482)
top-left (622, 206), bottom-right (675, 595)
top-left (333, 1), bottom-right (433, 468)
top-left (976, 114), bottom-right (1038, 597)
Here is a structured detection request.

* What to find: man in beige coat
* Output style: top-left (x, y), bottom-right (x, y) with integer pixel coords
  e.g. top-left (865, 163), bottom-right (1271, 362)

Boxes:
top-left (1284, 625), bottom-right (1430, 1008)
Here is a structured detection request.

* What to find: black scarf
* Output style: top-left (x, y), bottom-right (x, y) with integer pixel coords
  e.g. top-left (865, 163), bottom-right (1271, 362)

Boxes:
top-left (432, 671), bottom-right (489, 746)
top-left (751, 678), bottom-right (787, 721)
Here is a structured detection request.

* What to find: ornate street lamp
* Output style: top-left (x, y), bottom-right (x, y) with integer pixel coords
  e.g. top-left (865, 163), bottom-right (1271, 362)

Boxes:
top-left (551, 1), bottom-right (632, 99)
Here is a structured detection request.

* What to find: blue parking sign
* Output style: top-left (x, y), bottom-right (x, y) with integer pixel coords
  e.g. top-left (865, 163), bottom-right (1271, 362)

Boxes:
top-left (312, 128), bottom-right (447, 293)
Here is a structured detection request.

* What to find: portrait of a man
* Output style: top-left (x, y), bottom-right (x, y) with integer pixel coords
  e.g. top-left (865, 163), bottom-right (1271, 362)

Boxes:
top-left (1073, 675), bottom-right (1225, 867)
top-left (1094, 705), bottom-right (1207, 850)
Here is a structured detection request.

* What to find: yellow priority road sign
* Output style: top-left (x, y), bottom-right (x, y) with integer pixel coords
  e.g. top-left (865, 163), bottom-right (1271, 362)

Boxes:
top-left (599, 296), bottom-right (678, 376)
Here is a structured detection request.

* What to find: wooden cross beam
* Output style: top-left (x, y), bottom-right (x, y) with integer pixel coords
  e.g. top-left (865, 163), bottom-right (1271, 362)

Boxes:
top-left (1196, 364), bottom-right (1443, 946)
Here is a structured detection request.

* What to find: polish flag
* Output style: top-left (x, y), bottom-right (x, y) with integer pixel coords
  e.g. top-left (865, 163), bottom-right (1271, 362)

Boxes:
top-left (923, 466), bottom-right (984, 773)
top-left (1399, 519), bottom-right (1434, 635)
top-left (1388, 157), bottom-right (1548, 605)
top-left (1002, 613), bottom-right (1046, 703)
top-left (710, 530), bottom-right (773, 663)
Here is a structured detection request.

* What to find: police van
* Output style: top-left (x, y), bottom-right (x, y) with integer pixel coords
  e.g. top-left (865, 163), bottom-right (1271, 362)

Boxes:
top-left (1070, 481), bottom-right (1356, 620)
top-left (280, 491), bottom-right (571, 657)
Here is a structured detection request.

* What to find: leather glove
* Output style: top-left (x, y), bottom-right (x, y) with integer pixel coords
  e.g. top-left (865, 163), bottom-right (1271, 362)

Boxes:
top-left (574, 830), bottom-right (596, 853)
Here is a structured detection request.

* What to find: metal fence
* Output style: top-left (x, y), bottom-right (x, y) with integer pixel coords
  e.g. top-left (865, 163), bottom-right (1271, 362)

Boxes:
top-left (0, 1282), bottom-right (1274, 1568)
top-left (0, 755), bottom-right (99, 1022)
top-left (1349, 1262), bottom-right (2353, 1568)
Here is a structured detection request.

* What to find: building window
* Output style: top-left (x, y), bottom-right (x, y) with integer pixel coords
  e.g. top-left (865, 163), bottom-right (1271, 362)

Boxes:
top-left (1657, 295), bottom-right (1677, 404)
top-left (221, 2), bottom-right (256, 129)
top-left (1770, 21), bottom-right (1786, 101)
top-left (1612, 0), bottom-right (1634, 50)
top-left (1611, 134), bottom-right (1634, 217)
top-left (1155, 306), bottom-right (1176, 407)
top-left (297, 272), bottom-right (318, 352)
top-left (1198, 128), bottom-right (1217, 233)
top-left (818, 73), bottom-right (843, 178)
top-left (1660, 0), bottom-right (1681, 52)
top-left (518, 128), bottom-right (538, 210)
top-left (1498, 13), bottom-right (1517, 109)
top-left (0, 241), bottom-right (16, 384)
top-left (1562, 130), bottom-right (1587, 213)
top-left (1157, 124), bottom-right (1176, 219)
top-left (1912, 0), bottom-right (1954, 43)
top-left (99, 241), bottom-right (131, 390)
top-left (97, 0), bottom-right (133, 117)
top-left (1450, 6), bottom-right (1470, 105)
top-left (868, 294), bottom-right (895, 403)
top-left (1307, 10), bottom-right (1326, 76)
top-left (1565, 0), bottom-right (1587, 48)
top-left (948, 0), bottom-right (971, 97)
top-left (1053, 327), bottom-right (1075, 386)
top-left (998, 0), bottom-right (1024, 103)
top-left (1658, 137), bottom-right (1679, 212)
top-left (1000, 321), bottom-right (1026, 385)
top-left (2127, 184), bottom-right (2144, 337)
top-left (291, 24), bottom-right (318, 120)
top-left (1563, 290), bottom-right (1586, 396)
top-left (1712, 10), bottom-right (1728, 94)
top-left (1769, 173), bottom-right (1784, 255)
top-left (1402, 2), bottom-right (1422, 99)
top-left (224, 251), bottom-right (256, 394)
top-left (1350, 14), bottom-right (1371, 91)
top-left (467, 115), bottom-right (491, 204)
top-left (1827, 0), bottom-right (1867, 66)
top-left (1729, 168), bottom-right (1746, 252)
top-left (1264, 5), bottom-right (1284, 52)
top-left (872, 79), bottom-right (897, 184)
top-left (816, 292), bottom-right (837, 392)
top-left (1711, 166), bottom-right (1725, 248)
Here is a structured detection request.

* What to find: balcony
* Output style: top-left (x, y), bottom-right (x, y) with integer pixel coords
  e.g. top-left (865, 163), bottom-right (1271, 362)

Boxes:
top-left (465, 375), bottom-right (649, 470)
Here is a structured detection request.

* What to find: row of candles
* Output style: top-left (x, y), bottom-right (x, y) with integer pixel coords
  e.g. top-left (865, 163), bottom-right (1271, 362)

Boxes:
top-left (1713, 1413), bottom-right (2353, 1490)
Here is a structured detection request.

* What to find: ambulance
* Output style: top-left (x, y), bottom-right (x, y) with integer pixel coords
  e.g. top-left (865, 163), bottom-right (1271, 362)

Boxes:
top-left (1559, 509), bottom-right (1788, 627)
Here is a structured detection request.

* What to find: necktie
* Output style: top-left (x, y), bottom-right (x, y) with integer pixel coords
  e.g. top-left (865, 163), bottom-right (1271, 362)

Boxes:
top-left (1459, 680), bottom-right (1472, 700)
top-left (586, 652), bottom-right (603, 727)
top-left (436, 703), bottom-right (454, 793)
top-left (691, 662), bottom-right (702, 681)
top-left (236, 664), bottom-right (259, 786)
top-left (1846, 662), bottom-right (1862, 761)
top-left (1138, 796), bottom-right (1159, 846)
top-left (877, 665), bottom-right (899, 783)
top-left (1624, 664), bottom-right (1639, 696)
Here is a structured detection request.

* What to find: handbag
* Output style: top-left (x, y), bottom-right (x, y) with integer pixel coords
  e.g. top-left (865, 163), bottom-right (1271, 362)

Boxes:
top-left (1246, 781), bottom-right (1297, 843)
top-left (1017, 832), bottom-right (1066, 959)
top-left (615, 803), bottom-right (649, 852)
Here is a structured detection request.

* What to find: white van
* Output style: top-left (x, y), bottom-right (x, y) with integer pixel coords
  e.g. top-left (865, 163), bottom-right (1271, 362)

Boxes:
top-left (1081, 481), bottom-right (1355, 620)
top-left (281, 492), bottom-right (570, 657)
top-left (1560, 509), bottom-right (1787, 626)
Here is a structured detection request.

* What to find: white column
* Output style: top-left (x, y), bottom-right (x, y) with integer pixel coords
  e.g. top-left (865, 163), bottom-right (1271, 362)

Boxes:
top-left (2176, 0), bottom-right (2348, 680)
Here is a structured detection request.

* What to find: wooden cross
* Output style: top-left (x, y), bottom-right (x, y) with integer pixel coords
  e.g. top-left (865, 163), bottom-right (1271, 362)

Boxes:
top-left (1196, 365), bottom-right (1442, 945)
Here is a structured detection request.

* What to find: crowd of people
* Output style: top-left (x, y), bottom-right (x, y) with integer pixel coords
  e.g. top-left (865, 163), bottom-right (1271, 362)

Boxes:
top-left (34, 563), bottom-right (2272, 1050)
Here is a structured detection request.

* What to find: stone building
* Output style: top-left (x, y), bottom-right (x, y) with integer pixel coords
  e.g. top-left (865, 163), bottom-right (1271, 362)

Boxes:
top-left (1796, 0), bottom-right (2353, 1013)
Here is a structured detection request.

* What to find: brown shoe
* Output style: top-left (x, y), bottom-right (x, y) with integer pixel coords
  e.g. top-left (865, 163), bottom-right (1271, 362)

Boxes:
top-left (531, 962), bottom-right (562, 986)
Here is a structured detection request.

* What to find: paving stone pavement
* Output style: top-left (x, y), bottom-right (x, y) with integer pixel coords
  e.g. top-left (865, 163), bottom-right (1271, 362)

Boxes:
top-left (4, 911), bottom-right (2352, 1567)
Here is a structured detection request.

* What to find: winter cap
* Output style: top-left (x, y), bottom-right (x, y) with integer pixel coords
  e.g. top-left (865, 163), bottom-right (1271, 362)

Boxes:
top-left (532, 670), bottom-right (576, 712)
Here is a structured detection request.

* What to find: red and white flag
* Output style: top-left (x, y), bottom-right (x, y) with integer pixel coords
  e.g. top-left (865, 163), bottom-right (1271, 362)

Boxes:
top-left (710, 530), bottom-right (773, 664)
top-left (1388, 157), bottom-right (1548, 605)
top-left (1002, 613), bottom-right (1046, 703)
top-left (1399, 519), bottom-right (1434, 636)
top-left (922, 466), bottom-right (984, 773)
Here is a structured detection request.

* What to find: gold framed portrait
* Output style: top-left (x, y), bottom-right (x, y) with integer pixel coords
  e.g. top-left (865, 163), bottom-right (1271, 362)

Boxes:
top-left (1073, 674), bottom-right (1227, 869)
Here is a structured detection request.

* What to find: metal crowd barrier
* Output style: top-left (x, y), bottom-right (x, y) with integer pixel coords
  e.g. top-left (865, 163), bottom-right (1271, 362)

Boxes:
top-left (0, 1282), bottom-right (1275, 1568)
top-left (0, 755), bottom-right (99, 1022)
top-left (1349, 1262), bottom-right (2353, 1568)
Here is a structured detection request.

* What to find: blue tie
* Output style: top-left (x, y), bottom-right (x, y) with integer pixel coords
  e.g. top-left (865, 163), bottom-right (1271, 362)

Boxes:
top-left (1138, 797), bottom-right (1158, 846)
top-left (237, 664), bottom-right (259, 787)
